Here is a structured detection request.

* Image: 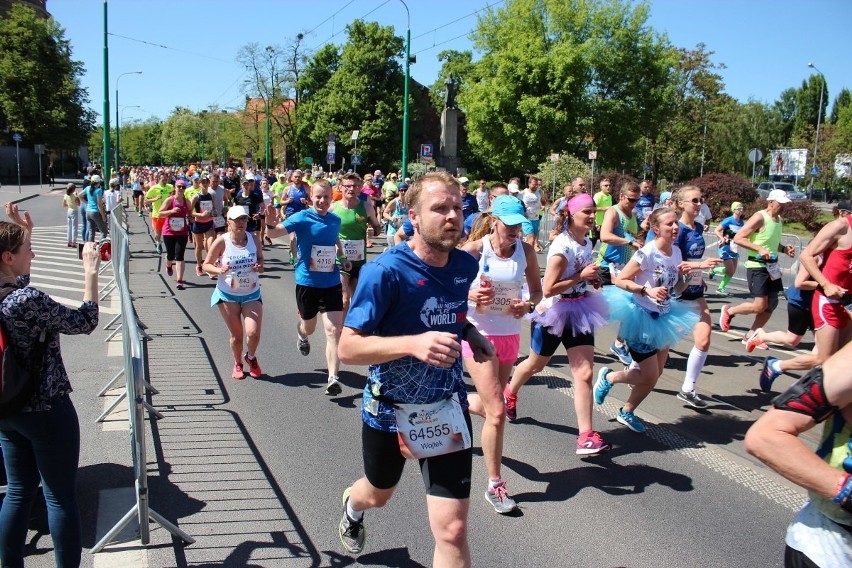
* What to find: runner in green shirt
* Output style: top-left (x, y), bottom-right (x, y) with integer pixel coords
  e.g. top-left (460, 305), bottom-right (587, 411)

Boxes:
top-left (330, 172), bottom-right (381, 318)
top-left (145, 172), bottom-right (175, 254)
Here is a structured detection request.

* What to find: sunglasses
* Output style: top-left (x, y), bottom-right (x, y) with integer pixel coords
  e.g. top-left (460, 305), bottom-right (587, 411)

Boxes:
top-left (625, 197), bottom-right (639, 203)
top-left (685, 197), bottom-right (704, 204)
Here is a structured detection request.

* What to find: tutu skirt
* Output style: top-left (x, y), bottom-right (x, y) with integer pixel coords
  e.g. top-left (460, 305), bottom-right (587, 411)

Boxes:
top-left (529, 291), bottom-right (610, 337)
top-left (603, 287), bottom-right (699, 352)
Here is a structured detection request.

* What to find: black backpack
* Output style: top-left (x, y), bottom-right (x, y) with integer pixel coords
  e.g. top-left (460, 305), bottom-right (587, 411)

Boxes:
top-left (0, 287), bottom-right (47, 419)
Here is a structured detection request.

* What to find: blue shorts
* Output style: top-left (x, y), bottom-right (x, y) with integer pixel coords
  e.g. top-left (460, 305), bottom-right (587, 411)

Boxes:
top-left (719, 246), bottom-right (739, 261)
top-left (210, 287), bottom-right (262, 307)
top-left (525, 218), bottom-right (540, 237)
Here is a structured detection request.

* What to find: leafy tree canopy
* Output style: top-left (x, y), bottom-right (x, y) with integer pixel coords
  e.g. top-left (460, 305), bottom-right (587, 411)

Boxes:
top-left (0, 4), bottom-right (94, 148)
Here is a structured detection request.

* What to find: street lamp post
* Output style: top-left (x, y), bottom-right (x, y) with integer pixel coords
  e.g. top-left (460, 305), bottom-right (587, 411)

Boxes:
top-left (118, 105), bottom-right (140, 167)
top-left (807, 63), bottom-right (825, 187)
top-left (399, 0), bottom-right (411, 180)
top-left (115, 71), bottom-right (142, 172)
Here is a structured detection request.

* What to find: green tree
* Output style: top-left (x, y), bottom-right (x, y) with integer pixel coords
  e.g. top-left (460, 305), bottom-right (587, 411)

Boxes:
top-left (0, 4), bottom-right (94, 148)
top-left (646, 43), bottom-right (727, 182)
top-left (793, 74), bottom-right (828, 141)
top-left (535, 154), bottom-right (591, 202)
top-left (458, 0), bottom-right (673, 178)
top-left (160, 108), bottom-right (204, 165)
top-left (296, 20), bottom-right (426, 172)
top-left (707, 100), bottom-right (784, 177)
top-left (773, 88), bottom-right (798, 145)
top-left (830, 88), bottom-right (851, 124)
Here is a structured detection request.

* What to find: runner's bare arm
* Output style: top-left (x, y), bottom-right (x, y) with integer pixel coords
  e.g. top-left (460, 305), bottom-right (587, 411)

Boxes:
top-left (339, 327), bottom-right (462, 369)
top-left (800, 218), bottom-right (848, 298)
top-left (746, 342), bottom-right (852, 501)
top-left (732, 212), bottom-right (766, 255)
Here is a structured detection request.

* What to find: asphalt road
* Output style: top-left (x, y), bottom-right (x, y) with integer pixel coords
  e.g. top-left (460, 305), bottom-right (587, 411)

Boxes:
top-left (10, 187), bottom-right (814, 567)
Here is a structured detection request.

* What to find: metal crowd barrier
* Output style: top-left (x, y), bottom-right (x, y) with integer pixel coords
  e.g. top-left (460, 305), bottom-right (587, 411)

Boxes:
top-left (91, 204), bottom-right (194, 554)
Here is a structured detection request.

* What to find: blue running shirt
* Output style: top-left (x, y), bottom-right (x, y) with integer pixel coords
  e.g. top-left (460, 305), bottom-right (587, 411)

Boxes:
top-left (344, 244), bottom-right (478, 432)
top-left (283, 209), bottom-right (342, 288)
top-left (674, 221), bottom-right (706, 297)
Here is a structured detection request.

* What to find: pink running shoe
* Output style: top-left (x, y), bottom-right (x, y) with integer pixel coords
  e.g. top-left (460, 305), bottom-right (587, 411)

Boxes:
top-left (504, 384), bottom-right (518, 422)
top-left (231, 363), bottom-right (245, 380)
top-left (244, 353), bottom-right (262, 379)
top-left (576, 431), bottom-right (612, 456)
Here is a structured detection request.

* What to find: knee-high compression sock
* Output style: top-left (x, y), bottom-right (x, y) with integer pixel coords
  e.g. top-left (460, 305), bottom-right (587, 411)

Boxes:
top-left (719, 274), bottom-right (732, 289)
top-left (682, 347), bottom-right (709, 393)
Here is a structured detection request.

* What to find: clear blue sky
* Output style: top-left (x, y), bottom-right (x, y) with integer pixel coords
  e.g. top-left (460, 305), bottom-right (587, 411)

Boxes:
top-left (49, 0), bottom-right (851, 124)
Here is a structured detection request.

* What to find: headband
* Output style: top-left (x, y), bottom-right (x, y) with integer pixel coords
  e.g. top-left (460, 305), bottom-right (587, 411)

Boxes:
top-left (565, 193), bottom-right (595, 215)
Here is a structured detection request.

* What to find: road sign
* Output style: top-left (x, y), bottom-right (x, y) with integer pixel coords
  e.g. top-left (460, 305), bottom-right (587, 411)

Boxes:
top-left (748, 148), bottom-right (763, 163)
top-left (12, 133), bottom-right (22, 143)
top-left (550, 153), bottom-right (559, 163)
top-left (304, 157), bottom-right (314, 165)
top-left (34, 144), bottom-right (45, 154)
top-left (643, 163), bottom-right (653, 172)
top-left (588, 150), bottom-right (598, 160)
top-left (810, 165), bottom-right (820, 176)
top-left (351, 154), bottom-right (362, 165)
top-left (420, 144), bottom-right (433, 163)
top-left (328, 134), bottom-right (336, 142)
top-left (326, 153), bottom-right (335, 164)
top-left (351, 130), bottom-right (359, 141)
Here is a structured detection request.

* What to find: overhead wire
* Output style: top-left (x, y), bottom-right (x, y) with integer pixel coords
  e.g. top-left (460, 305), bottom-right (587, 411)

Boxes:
top-left (107, 32), bottom-right (239, 66)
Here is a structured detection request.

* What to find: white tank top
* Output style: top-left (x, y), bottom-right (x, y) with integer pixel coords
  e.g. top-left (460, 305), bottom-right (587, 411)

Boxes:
top-left (467, 236), bottom-right (527, 336)
top-left (216, 233), bottom-right (259, 296)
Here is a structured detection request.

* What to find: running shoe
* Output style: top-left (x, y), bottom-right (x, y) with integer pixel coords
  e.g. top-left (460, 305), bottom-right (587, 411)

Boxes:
top-left (138, 211), bottom-right (144, 217)
top-left (244, 353), bottom-right (262, 379)
top-left (759, 357), bottom-right (781, 393)
top-left (155, 242), bottom-right (162, 255)
top-left (504, 384), bottom-right (518, 422)
top-left (744, 329), bottom-right (768, 353)
top-left (609, 342), bottom-right (633, 365)
top-left (718, 304), bottom-right (731, 332)
top-left (616, 408), bottom-right (646, 433)
top-left (576, 431), bottom-right (612, 456)
top-left (594, 367), bottom-right (613, 405)
top-left (297, 333), bottom-right (310, 356)
top-left (676, 390), bottom-right (708, 409)
top-left (484, 480), bottom-right (517, 514)
top-left (231, 363), bottom-right (245, 380)
top-left (166, 264), bottom-right (174, 276)
top-left (716, 286), bottom-right (729, 296)
top-left (175, 280), bottom-right (185, 290)
top-left (289, 253), bottom-right (296, 266)
top-left (195, 266), bottom-right (204, 277)
top-left (339, 487), bottom-right (366, 554)
top-left (325, 376), bottom-right (342, 396)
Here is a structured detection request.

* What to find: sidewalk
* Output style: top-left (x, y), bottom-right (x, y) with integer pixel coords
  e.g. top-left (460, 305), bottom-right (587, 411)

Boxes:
top-left (0, 178), bottom-right (76, 204)
top-left (94, 210), bottom-right (318, 567)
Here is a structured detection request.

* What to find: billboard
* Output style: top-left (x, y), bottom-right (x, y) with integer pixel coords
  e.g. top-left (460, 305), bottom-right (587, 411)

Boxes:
top-left (835, 154), bottom-right (852, 179)
top-left (769, 149), bottom-right (808, 177)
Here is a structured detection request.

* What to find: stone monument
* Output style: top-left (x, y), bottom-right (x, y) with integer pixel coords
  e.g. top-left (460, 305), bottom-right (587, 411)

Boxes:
top-left (439, 75), bottom-right (460, 174)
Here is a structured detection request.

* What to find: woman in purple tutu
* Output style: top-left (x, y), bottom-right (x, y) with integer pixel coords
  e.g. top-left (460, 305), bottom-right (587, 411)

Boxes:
top-left (505, 193), bottom-right (612, 457)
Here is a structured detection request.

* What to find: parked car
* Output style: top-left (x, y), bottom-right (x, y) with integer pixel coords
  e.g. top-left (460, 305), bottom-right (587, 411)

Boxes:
top-left (756, 182), bottom-right (808, 201)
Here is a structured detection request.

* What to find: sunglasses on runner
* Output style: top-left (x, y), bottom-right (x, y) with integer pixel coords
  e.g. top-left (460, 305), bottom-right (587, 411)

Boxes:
top-left (685, 197), bottom-right (704, 204)
top-left (625, 197), bottom-right (639, 203)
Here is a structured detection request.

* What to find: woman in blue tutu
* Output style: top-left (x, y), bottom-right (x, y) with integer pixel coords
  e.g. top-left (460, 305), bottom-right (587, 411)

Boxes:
top-left (594, 207), bottom-right (699, 433)
top-left (505, 193), bottom-right (612, 456)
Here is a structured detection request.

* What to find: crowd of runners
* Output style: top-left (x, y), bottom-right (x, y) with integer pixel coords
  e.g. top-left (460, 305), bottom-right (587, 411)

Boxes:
top-left (69, 162), bottom-right (851, 567)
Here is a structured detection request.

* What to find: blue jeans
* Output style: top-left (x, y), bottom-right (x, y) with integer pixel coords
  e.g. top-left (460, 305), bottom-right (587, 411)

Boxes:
top-left (0, 395), bottom-right (81, 567)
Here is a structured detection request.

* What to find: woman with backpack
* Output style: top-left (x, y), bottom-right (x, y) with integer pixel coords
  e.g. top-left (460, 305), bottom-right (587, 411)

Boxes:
top-left (0, 204), bottom-right (100, 567)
